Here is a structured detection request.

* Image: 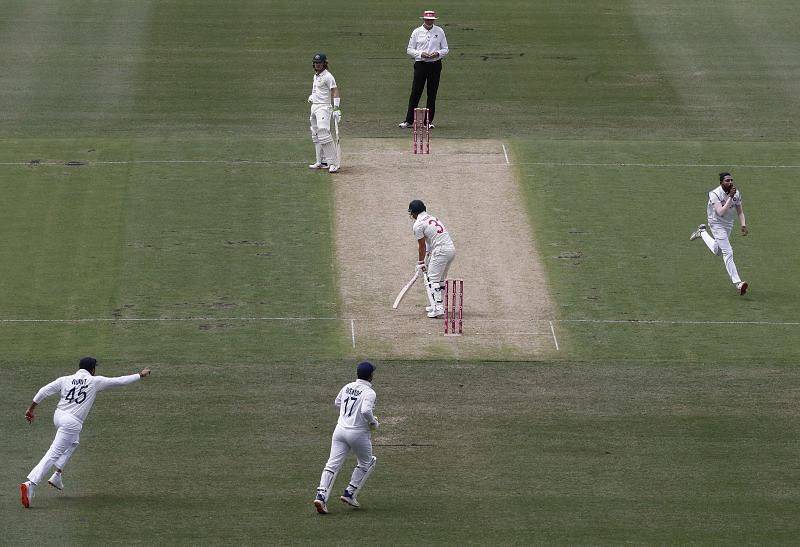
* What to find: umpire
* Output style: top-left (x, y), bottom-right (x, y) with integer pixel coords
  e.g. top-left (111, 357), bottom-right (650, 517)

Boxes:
top-left (399, 10), bottom-right (449, 129)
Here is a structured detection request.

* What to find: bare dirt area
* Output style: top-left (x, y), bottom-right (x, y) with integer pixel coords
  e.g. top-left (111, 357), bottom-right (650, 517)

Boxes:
top-left (332, 138), bottom-right (558, 360)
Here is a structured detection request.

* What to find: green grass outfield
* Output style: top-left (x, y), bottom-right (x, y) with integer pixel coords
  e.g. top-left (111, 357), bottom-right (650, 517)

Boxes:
top-left (2, 0), bottom-right (799, 544)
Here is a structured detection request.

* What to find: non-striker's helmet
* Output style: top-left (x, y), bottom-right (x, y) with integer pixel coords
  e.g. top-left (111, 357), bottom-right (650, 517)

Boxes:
top-left (312, 52), bottom-right (328, 67)
top-left (408, 200), bottom-right (426, 215)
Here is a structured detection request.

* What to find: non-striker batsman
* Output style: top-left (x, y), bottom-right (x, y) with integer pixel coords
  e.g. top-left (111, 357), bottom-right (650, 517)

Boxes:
top-left (308, 52), bottom-right (341, 173)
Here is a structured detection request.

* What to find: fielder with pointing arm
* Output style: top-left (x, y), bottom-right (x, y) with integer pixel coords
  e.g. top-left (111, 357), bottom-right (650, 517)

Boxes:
top-left (20, 356), bottom-right (151, 508)
top-left (313, 361), bottom-right (379, 514)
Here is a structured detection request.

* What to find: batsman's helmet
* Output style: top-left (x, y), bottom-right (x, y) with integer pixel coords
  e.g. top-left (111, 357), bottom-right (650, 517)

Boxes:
top-left (408, 199), bottom-right (426, 215)
top-left (312, 52), bottom-right (328, 67)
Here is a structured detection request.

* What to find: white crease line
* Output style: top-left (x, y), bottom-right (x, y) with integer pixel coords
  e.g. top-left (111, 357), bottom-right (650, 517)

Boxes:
top-left (502, 144), bottom-right (510, 165)
top-left (523, 161), bottom-right (800, 169)
top-left (0, 158), bottom-right (510, 168)
top-left (471, 332), bottom-right (550, 335)
top-left (549, 320), bottom-right (560, 351)
top-left (0, 316), bottom-right (340, 323)
top-left (3, 316), bottom-right (797, 326)
top-left (0, 160), bottom-right (295, 166)
top-left (560, 319), bottom-right (800, 326)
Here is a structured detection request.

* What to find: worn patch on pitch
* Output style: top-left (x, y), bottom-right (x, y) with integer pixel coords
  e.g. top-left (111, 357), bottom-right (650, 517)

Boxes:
top-left (331, 138), bottom-right (558, 360)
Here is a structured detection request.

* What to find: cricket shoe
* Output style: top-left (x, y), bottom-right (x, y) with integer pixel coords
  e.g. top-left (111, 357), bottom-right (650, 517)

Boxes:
top-left (737, 281), bottom-right (748, 296)
top-left (427, 306), bottom-right (444, 318)
top-left (308, 162), bottom-right (328, 169)
top-left (398, 122), bottom-right (412, 128)
top-left (689, 224), bottom-right (707, 241)
top-left (340, 490), bottom-right (360, 508)
top-left (313, 493), bottom-right (328, 514)
top-left (328, 164), bottom-right (339, 173)
top-left (48, 472), bottom-right (64, 490)
top-left (20, 481), bottom-right (35, 508)
top-left (428, 123), bottom-right (435, 129)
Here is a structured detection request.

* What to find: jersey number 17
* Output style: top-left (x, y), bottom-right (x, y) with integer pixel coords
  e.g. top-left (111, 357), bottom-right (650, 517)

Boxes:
top-left (342, 396), bottom-right (359, 417)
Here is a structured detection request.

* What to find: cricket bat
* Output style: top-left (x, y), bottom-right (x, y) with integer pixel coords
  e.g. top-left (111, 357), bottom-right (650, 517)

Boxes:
top-left (392, 270), bottom-right (420, 309)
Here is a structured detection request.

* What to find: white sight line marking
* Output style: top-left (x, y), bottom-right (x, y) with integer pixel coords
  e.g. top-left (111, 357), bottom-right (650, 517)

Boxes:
top-left (549, 320), bottom-right (560, 351)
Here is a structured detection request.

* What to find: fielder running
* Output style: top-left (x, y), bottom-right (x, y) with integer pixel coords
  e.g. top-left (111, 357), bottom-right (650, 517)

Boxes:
top-left (20, 357), bottom-right (151, 508)
top-left (308, 52), bottom-right (341, 173)
top-left (689, 171), bottom-right (749, 295)
top-left (313, 361), bottom-right (379, 514)
top-left (408, 199), bottom-right (456, 318)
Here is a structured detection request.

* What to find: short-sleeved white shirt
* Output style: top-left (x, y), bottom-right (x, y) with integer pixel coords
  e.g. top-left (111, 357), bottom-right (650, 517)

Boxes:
top-left (407, 24), bottom-right (449, 62)
top-left (707, 186), bottom-right (742, 231)
top-left (334, 379), bottom-right (376, 430)
top-left (310, 69), bottom-right (337, 105)
top-left (33, 369), bottom-right (141, 424)
top-left (413, 211), bottom-right (455, 251)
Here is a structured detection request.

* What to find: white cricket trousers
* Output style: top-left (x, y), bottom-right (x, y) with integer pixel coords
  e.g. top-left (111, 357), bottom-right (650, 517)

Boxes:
top-left (701, 225), bottom-right (742, 285)
top-left (318, 424), bottom-right (373, 498)
top-left (28, 410), bottom-right (82, 485)
top-left (309, 103), bottom-right (336, 166)
top-left (426, 245), bottom-right (456, 283)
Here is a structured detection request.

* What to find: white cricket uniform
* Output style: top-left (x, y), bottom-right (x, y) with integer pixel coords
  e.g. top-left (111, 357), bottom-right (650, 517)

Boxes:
top-left (701, 186), bottom-right (744, 284)
top-left (27, 369), bottom-right (141, 485)
top-left (316, 379), bottom-right (377, 501)
top-left (309, 69), bottom-right (337, 143)
top-left (413, 211), bottom-right (456, 283)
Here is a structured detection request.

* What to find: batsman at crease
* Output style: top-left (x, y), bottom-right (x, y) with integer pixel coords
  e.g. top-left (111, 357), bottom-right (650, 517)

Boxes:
top-left (408, 199), bottom-right (456, 318)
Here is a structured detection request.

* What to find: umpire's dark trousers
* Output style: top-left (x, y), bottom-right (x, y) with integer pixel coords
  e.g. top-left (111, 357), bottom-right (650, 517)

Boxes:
top-left (404, 60), bottom-right (443, 124)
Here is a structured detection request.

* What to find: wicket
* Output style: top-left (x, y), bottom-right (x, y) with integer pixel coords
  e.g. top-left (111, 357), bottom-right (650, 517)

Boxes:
top-left (413, 107), bottom-right (430, 154)
top-left (443, 278), bottom-right (463, 336)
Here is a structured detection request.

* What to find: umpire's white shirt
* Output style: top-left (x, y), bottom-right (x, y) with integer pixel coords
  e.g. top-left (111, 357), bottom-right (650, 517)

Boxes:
top-left (33, 369), bottom-right (141, 425)
top-left (407, 24), bottom-right (449, 61)
top-left (335, 379), bottom-right (376, 430)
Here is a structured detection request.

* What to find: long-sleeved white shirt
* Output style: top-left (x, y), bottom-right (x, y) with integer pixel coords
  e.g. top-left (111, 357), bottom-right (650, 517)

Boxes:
top-left (33, 368), bottom-right (141, 424)
top-left (334, 379), bottom-right (377, 429)
top-left (406, 24), bottom-right (449, 62)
